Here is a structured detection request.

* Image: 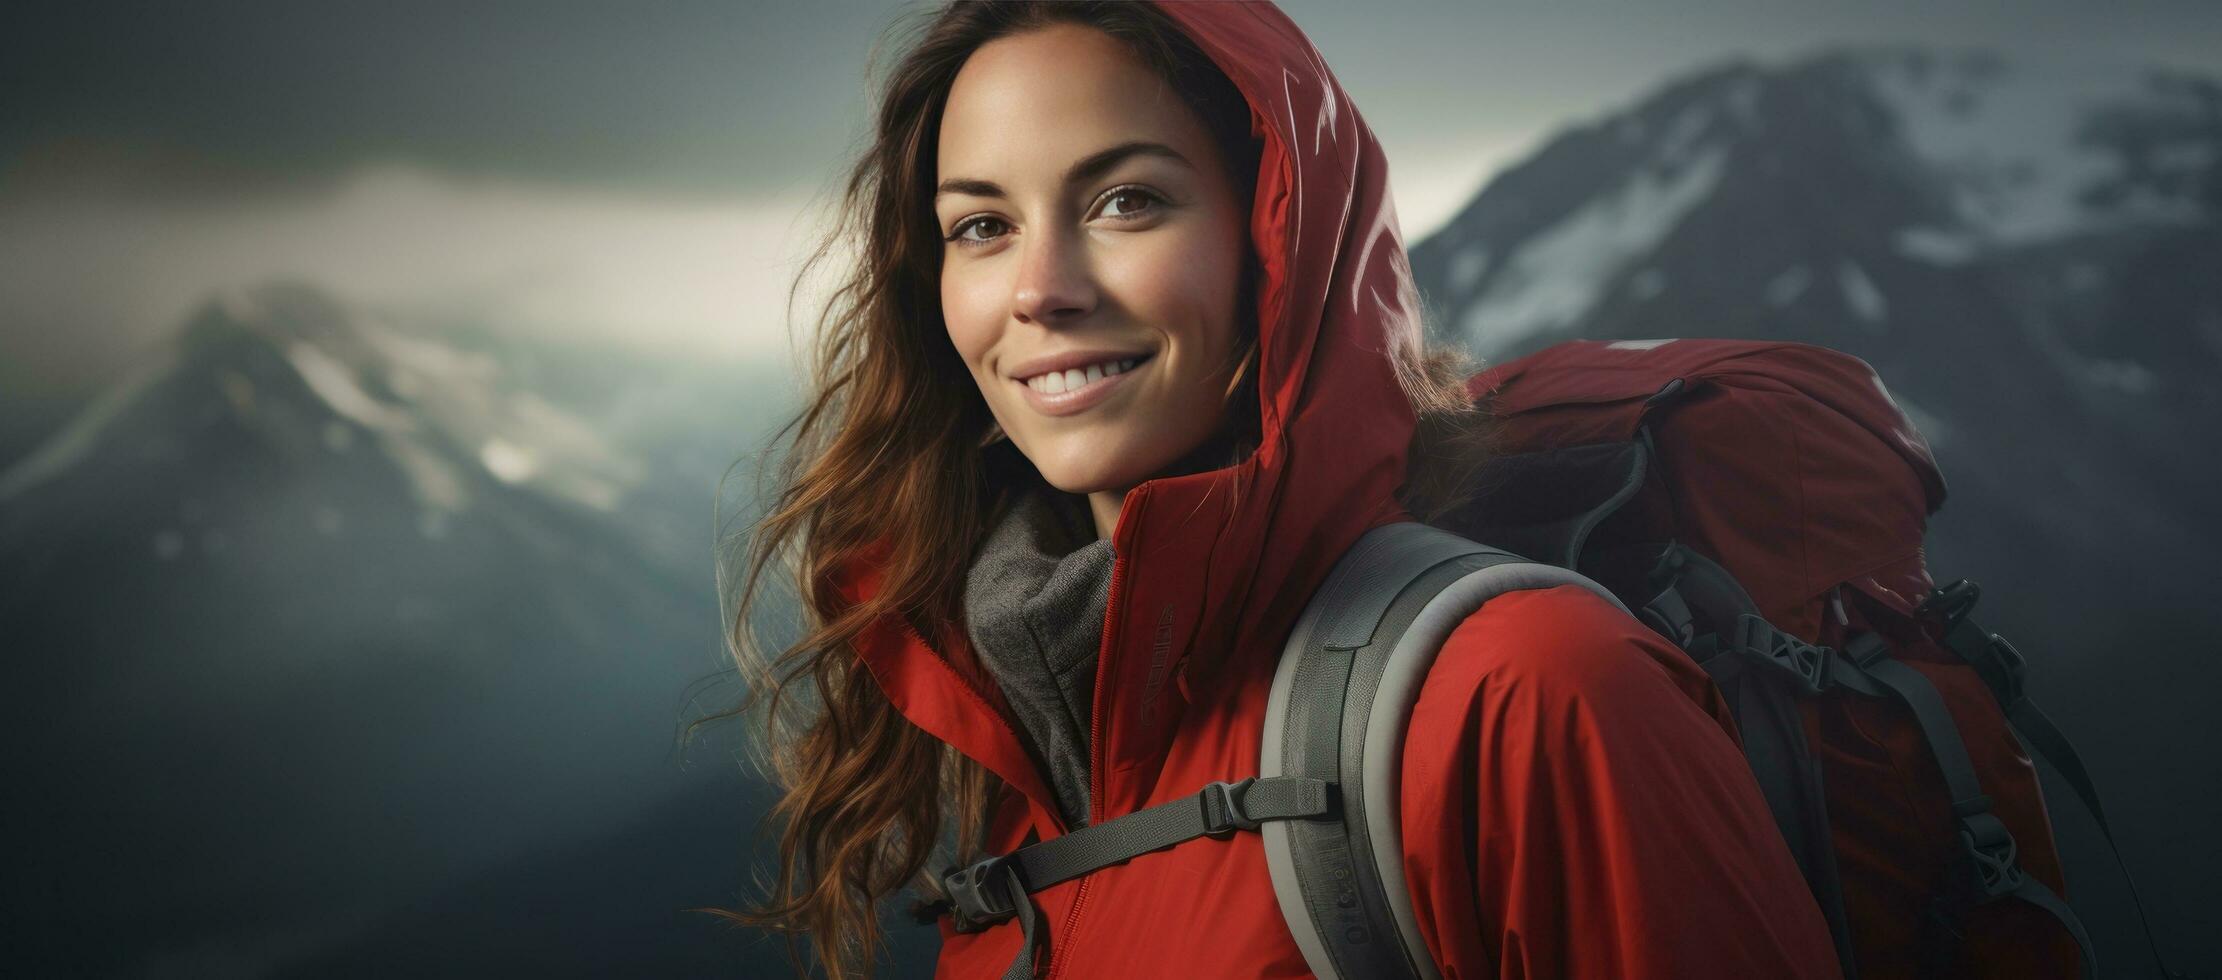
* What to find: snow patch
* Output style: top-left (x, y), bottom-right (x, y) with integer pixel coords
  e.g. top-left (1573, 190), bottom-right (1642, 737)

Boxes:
top-left (1626, 268), bottom-right (1667, 301)
top-left (1837, 261), bottom-right (1889, 327)
top-left (1449, 247), bottom-right (1492, 294)
top-left (1725, 77), bottom-right (1762, 127)
top-left (2085, 358), bottom-right (2157, 394)
top-left (273, 300), bottom-right (642, 514)
top-left (385, 438), bottom-right (471, 512)
top-left (285, 342), bottom-right (417, 432)
top-left (1659, 103), bottom-right (1712, 164)
top-left (0, 349), bottom-right (173, 504)
top-left (359, 317), bottom-right (501, 390)
top-left (1862, 51), bottom-right (2208, 246)
top-left (1894, 226), bottom-right (1980, 265)
top-left (1766, 266), bottom-right (1812, 307)
top-left (480, 439), bottom-right (539, 484)
top-left (1458, 146), bottom-right (1727, 357)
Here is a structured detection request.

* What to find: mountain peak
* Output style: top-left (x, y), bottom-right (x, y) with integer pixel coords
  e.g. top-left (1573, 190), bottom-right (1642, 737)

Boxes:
top-left (4, 280), bottom-right (644, 518)
top-left (181, 281), bottom-right (360, 354)
top-left (1411, 43), bottom-right (2220, 363)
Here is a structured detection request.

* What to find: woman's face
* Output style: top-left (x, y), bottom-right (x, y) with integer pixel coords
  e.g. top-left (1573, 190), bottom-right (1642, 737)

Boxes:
top-left (935, 23), bottom-right (1249, 507)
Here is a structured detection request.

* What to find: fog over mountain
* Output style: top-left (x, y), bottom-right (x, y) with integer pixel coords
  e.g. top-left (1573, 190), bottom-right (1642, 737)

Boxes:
top-left (0, 284), bottom-right (824, 975)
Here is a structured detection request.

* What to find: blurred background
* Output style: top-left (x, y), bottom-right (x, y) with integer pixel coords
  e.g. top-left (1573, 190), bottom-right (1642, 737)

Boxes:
top-left (3, 1), bottom-right (2217, 976)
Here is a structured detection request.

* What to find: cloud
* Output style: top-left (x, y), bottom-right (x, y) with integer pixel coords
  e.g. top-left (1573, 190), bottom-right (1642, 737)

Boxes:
top-left (1386, 130), bottom-right (1544, 240)
top-left (0, 164), bottom-right (836, 386)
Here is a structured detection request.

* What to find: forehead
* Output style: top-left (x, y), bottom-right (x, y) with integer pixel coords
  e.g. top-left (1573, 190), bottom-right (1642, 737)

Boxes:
top-left (937, 23), bottom-right (1208, 180)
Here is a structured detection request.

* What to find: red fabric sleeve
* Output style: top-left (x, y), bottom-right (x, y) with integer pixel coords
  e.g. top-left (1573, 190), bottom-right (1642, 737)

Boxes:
top-left (1399, 584), bottom-right (1842, 980)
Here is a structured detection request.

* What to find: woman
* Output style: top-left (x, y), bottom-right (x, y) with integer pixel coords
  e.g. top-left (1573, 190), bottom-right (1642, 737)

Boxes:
top-left (724, 2), bottom-right (1840, 977)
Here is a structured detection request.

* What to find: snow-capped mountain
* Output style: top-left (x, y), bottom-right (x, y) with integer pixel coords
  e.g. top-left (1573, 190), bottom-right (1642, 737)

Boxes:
top-left (1410, 45), bottom-right (2219, 976)
top-left (1413, 45), bottom-right (2218, 361)
top-left (0, 282), bottom-right (794, 975)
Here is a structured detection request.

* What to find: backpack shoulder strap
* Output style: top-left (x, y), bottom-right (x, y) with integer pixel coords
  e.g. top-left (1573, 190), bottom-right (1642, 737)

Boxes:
top-left (1260, 521), bottom-right (1626, 980)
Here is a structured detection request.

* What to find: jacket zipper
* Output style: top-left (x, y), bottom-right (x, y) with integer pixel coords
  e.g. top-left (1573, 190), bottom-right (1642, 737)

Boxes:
top-left (1047, 548), bottom-right (1129, 979)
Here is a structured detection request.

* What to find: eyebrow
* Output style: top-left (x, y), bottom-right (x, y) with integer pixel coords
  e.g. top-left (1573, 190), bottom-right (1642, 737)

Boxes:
top-left (935, 140), bottom-right (1193, 200)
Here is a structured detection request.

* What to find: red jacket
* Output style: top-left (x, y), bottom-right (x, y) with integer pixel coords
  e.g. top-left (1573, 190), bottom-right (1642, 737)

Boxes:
top-left (832, 3), bottom-right (1842, 976)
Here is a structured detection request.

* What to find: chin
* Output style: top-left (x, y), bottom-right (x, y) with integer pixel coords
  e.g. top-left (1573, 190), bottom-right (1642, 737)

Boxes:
top-left (1034, 461), bottom-right (1137, 497)
top-left (1026, 437), bottom-right (1163, 497)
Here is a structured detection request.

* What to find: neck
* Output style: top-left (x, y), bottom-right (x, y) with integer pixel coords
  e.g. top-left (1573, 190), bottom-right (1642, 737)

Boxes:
top-left (1087, 488), bottom-right (1127, 541)
top-left (1080, 417), bottom-right (1252, 542)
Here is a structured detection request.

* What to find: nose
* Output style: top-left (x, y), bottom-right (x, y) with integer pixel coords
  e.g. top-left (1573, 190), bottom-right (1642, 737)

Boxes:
top-left (1011, 224), bottom-right (1096, 326)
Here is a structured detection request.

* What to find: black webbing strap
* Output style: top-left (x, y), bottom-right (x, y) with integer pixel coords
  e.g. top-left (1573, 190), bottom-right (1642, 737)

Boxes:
top-left (1827, 640), bottom-right (2099, 977)
top-left (937, 774), bottom-right (1333, 979)
top-left (1648, 545), bottom-right (1860, 979)
top-left (1692, 615), bottom-right (1860, 979)
top-left (1930, 600), bottom-right (2185, 977)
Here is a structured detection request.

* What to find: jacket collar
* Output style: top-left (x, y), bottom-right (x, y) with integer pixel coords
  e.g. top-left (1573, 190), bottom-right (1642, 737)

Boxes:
top-left (835, 0), bottom-right (1421, 833)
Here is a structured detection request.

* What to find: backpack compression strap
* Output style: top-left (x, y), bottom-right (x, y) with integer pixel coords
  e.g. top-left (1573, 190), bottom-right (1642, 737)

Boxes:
top-left (1260, 521), bottom-right (1629, 980)
top-left (1651, 555), bottom-right (2150, 977)
top-left (1920, 580), bottom-right (2183, 978)
top-left (1706, 608), bottom-right (2104, 977)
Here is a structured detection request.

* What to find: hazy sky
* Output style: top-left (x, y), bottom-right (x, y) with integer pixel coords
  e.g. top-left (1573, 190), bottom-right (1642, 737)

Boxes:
top-left (3, 0), bottom-right (2217, 390)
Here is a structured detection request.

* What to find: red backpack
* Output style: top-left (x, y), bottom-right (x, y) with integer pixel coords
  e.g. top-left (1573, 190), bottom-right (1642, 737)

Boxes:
top-left (1437, 337), bottom-right (2094, 977)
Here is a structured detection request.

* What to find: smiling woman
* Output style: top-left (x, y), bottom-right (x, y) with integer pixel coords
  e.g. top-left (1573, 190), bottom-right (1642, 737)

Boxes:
top-left (934, 23), bottom-right (1255, 537)
top-left (718, 2), bottom-right (1835, 979)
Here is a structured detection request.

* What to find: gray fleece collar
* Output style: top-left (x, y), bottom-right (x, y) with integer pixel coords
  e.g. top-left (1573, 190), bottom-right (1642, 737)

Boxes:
top-left (962, 486), bottom-right (1114, 830)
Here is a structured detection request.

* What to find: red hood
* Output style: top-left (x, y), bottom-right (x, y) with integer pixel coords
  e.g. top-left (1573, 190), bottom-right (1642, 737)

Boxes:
top-left (836, 0), bottom-right (1419, 830)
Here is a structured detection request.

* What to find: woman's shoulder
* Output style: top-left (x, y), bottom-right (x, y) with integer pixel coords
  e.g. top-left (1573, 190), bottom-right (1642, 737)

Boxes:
top-left (1394, 586), bottom-right (1837, 978)
top-left (1395, 595), bottom-right (1836, 979)
top-left (1408, 581), bottom-right (1731, 736)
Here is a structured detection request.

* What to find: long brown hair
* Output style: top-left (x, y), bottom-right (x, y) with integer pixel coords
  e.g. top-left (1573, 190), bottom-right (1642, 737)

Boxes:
top-left (713, 3), bottom-right (1491, 976)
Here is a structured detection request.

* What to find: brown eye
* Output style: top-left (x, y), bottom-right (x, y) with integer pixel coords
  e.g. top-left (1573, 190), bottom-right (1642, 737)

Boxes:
top-left (1098, 186), bottom-right (1163, 220)
top-left (948, 216), bottom-right (1009, 247)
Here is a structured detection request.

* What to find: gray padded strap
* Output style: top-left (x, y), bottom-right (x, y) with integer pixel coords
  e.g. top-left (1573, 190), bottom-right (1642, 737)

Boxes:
top-left (1307, 521), bottom-right (1517, 649)
top-left (1262, 522), bottom-right (1625, 980)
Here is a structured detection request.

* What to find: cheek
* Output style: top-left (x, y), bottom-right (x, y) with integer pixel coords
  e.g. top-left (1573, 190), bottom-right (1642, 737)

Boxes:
top-left (1105, 224), bottom-right (1244, 353)
top-left (940, 267), bottom-right (1000, 367)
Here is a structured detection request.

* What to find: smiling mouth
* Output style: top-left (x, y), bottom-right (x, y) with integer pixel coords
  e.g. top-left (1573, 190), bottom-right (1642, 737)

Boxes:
top-left (1018, 355), bottom-right (1148, 395)
top-left (1009, 352), bottom-right (1154, 417)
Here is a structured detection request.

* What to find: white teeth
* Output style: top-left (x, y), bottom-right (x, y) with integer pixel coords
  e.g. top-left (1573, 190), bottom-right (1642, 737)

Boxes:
top-left (1022, 356), bottom-right (1146, 395)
